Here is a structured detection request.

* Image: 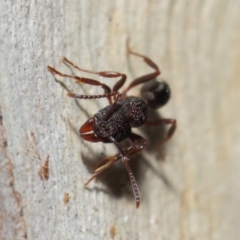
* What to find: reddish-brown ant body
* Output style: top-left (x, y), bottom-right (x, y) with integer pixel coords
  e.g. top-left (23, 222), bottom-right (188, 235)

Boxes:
top-left (48, 42), bottom-right (176, 208)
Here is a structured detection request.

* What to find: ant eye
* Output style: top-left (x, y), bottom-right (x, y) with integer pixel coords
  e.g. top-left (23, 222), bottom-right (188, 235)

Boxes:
top-left (140, 80), bottom-right (170, 109)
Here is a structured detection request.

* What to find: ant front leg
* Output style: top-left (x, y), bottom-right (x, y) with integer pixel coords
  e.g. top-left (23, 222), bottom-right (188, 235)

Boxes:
top-left (62, 58), bottom-right (127, 103)
top-left (122, 40), bottom-right (161, 95)
top-left (145, 118), bottom-right (177, 144)
top-left (48, 65), bottom-right (113, 104)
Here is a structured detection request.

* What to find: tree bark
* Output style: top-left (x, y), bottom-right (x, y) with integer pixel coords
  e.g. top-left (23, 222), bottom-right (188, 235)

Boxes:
top-left (1, 1), bottom-right (240, 240)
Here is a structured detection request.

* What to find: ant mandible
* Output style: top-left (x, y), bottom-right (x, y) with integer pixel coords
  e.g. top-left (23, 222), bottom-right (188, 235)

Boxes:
top-left (47, 41), bottom-right (176, 209)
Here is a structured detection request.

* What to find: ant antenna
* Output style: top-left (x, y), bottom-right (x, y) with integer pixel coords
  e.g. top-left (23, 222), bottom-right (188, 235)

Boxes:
top-left (109, 136), bottom-right (141, 208)
top-left (67, 92), bottom-right (119, 100)
top-left (123, 159), bottom-right (141, 208)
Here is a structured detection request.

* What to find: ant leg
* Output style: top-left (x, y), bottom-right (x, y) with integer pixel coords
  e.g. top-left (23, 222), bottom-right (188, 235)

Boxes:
top-left (129, 132), bottom-right (148, 148)
top-left (84, 159), bottom-right (114, 186)
top-left (48, 65), bottom-right (114, 104)
top-left (84, 148), bottom-right (142, 208)
top-left (63, 58), bottom-right (127, 101)
top-left (111, 133), bottom-right (147, 162)
top-left (145, 118), bottom-right (177, 143)
top-left (84, 146), bottom-right (133, 186)
top-left (95, 133), bottom-right (147, 169)
top-left (122, 40), bottom-right (161, 95)
top-left (48, 66), bottom-right (112, 93)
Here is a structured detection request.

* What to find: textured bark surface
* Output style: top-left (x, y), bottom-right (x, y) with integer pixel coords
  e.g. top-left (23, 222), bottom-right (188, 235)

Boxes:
top-left (1, 1), bottom-right (240, 240)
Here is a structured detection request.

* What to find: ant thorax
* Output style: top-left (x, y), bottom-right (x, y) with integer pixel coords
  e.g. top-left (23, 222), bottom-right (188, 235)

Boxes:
top-left (122, 97), bottom-right (148, 127)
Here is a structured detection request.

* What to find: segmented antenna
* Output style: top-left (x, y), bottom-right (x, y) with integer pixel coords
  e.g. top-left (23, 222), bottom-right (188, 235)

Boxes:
top-left (123, 159), bottom-right (141, 208)
top-left (67, 92), bottom-right (119, 100)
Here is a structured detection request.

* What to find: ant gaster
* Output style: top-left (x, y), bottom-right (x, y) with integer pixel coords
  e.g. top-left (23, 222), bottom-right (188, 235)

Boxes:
top-left (48, 41), bottom-right (176, 209)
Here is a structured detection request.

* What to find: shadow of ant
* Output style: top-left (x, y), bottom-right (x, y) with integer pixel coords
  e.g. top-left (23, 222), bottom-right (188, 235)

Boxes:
top-left (81, 149), bottom-right (145, 202)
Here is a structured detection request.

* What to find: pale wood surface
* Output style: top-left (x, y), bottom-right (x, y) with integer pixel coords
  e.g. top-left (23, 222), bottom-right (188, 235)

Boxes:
top-left (1, 1), bottom-right (240, 240)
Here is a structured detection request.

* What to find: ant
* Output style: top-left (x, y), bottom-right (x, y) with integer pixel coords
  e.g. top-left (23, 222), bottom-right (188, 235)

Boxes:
top-left (47, 41), bottom-right (176, 209)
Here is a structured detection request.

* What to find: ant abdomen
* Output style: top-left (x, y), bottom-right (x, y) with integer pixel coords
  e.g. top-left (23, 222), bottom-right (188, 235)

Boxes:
top-left (140, 80), bottom-right (170, 109)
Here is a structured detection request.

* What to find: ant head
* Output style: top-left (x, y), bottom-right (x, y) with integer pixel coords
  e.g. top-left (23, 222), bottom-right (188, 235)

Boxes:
top-left (140, 80), bottom-right (170, 109)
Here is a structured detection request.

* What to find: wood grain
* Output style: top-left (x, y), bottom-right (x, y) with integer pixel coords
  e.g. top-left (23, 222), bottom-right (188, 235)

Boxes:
top-left (1, 1), bottom-right (240, 239)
